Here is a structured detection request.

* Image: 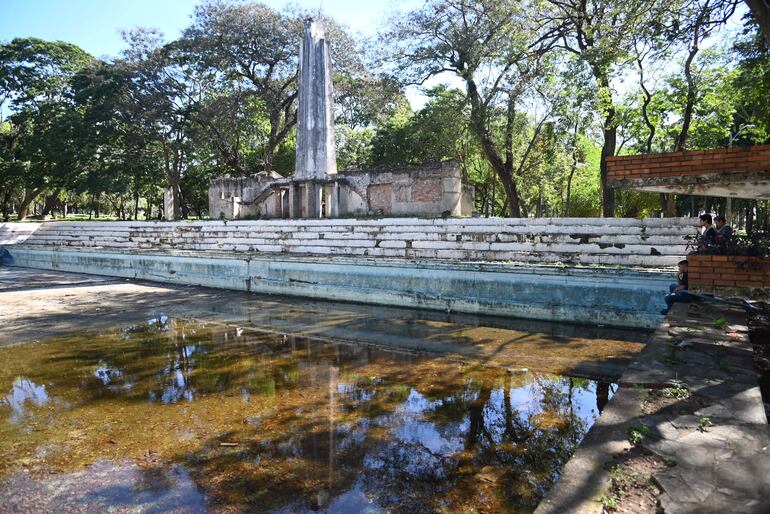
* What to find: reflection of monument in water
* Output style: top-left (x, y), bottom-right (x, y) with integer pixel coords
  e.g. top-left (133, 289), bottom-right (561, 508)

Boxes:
top-left (209, 19), bottom-right (474, 220)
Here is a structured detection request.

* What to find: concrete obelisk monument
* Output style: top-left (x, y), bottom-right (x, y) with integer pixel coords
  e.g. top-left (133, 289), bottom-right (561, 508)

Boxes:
top-left (292, 18), bottom-right (337, 217)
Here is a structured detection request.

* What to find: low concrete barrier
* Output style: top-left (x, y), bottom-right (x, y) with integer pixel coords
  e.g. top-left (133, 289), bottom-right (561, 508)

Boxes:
top-left (2, 246), bottom-right (671, 328)
top-left (0, 218), bottom-right (695, 328)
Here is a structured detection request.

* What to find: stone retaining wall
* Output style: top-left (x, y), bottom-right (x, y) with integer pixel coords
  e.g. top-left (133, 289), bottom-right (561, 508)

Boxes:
top-left (0, 217), bottom-right (696, 268)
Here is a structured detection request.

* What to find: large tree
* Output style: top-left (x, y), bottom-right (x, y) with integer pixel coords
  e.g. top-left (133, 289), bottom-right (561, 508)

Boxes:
top-left (0, 38), bottom-right (93, 219)
top-left (541, 0), bottom-right (664, 216)
top-left (744, 0), bottom-right (770, 43)
top-left (380, 0), bottom-right (554, 217)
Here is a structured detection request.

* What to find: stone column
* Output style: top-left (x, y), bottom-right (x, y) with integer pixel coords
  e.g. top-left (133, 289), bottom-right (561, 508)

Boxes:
top-left (273, 187), bottom-right (282, 218)
top-left (329, 183), bottom-right (340, 217)
top-left (294, 19), bottom-right (337, 180)
top-left (304, 182), bottom-right (320, 219)
top-left (163, 187), bottom-right (177, 221)
top-left (289, 183), bottom-right (301, 218)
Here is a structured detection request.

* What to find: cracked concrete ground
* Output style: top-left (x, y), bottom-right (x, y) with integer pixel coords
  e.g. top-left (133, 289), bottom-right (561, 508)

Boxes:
top-left (536, 301), bottom-right (770, 514)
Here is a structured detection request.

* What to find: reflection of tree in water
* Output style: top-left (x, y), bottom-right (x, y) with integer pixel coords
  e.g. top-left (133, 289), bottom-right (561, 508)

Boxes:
top-left (225, 363), bottom-right (600, 513)
top-left (0, 377), bottom-right (49, 423)
top-left (2, 319), bottom-right (608, 513)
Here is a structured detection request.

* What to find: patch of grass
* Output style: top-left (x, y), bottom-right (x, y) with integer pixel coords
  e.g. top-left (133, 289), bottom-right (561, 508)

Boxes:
top-left (609, 464), bottom-right (626, 484)
top-left (627, 424), bottom-right (652, 445)
top-left (698, 416), bottom-right (713, 433)
top-left (713, 316), bottom-right (728, 329)
top-left (662, 380), bottom-right (690, 400)
top-left (601, 493), bottom-right (620, 510)
top-left (663, 456), bottom-right (677, 467)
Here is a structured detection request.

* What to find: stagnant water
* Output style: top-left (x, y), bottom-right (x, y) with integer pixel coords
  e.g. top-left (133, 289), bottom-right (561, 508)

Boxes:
top-left (0, 316), bottom-right (628, 513)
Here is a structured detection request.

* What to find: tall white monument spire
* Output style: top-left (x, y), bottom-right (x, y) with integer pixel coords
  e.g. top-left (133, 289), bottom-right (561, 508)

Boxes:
top-left (294, 18), bottom-right (337, 179)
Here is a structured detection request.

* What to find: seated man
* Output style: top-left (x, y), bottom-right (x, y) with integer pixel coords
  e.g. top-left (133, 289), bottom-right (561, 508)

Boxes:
top-left (714, 215), bottom-right (733, 243)
top-left (661, 259), bottom-right (694, 315)
top-left (697, 213), bottom-right (718, 251)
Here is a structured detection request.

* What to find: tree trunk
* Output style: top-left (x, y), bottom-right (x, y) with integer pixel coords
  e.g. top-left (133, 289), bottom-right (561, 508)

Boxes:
top-left (489, 178), bottom-right (496, 218)
top-left (659, 193), bottom-right (677, 217)
top-left (564, 121), bottom-right (579, 217)
top-left (595, 70), bottom-right (617, 217)
top-left (745, 0), bottom-right (770, 44)
top-left (162, 140), bottom-right (183, 220)
top-left (674, 48), bottom-right (699, 152)
top-left (600, 123), bottom-right (616, 217)
top-left (466, 79), bottom-right (522, 217)
top-left (42, 188), bottom-right (62, 218)
top-left (500, 177), bottom-right (522, 218)
top-left (1, 189), bottom-right (11, 222)
top-left (17, 187), bottom-right (44, 221)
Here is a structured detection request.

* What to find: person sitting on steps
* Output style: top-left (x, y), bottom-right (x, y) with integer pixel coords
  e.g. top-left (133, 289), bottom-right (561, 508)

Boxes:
top-left (714, 214), bottom-right (733, 243)
top-left (662, 259), bottom-right (695, 315)
top-left (697, 213), bottom-right (717, 252)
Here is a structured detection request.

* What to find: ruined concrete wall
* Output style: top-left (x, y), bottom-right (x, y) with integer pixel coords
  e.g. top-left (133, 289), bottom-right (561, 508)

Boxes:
top-left (208, 161), bottom-right (473, 219)
top-left (1, 217), bottom-right (697, 268)
top-left (208, 172), bottom-right (282, 219)
top-left (461, 185), bottom-right (475, 214)
top-left (341, 160), bottom-right (470, 216)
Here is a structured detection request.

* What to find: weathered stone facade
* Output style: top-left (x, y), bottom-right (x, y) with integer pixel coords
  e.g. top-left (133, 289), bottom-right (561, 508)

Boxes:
top-left (208, 160), bottom-right (475, 219)
top-left (208, 171), bottom-right (283, 219)
top-left (1, 217), bottom-right (695, 268)
top-left (0, 217), bottom-right (697, 328)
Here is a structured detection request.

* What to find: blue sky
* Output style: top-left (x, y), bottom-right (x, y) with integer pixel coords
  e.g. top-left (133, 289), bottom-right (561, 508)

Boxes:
top-left (0, 0), bottom-right (413, 59)
top-left (0, 0), bottom-right (435, 107)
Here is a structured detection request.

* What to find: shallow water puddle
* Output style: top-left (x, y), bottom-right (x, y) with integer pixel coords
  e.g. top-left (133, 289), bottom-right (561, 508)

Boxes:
top-left (0, 316), bottom-right (620, 513)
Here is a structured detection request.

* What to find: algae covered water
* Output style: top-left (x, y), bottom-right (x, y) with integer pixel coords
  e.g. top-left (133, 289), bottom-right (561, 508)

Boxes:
top-left (0, 316), bottom-right (619, 513)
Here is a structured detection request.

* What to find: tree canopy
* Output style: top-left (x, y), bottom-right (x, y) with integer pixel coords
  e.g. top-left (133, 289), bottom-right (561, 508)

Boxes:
top-left (1, 0), bottom-right (768, 226)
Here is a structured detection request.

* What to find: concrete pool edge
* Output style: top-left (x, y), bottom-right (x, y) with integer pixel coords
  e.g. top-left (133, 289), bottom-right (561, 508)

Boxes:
top-left (536, 302), bottom-right (770, 514)
top-left (1, 245), bottom-right (670, 329)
